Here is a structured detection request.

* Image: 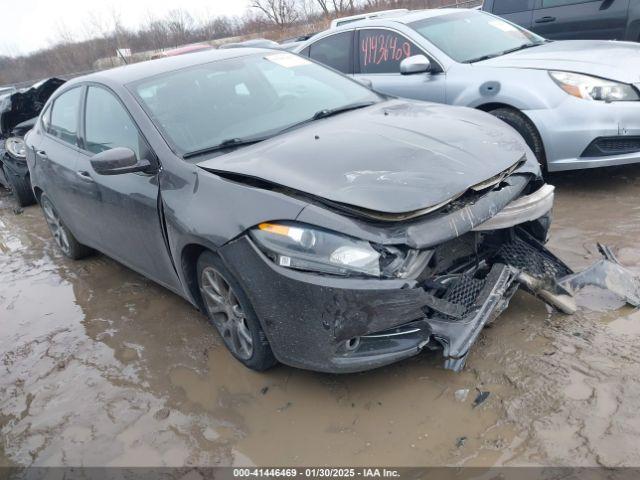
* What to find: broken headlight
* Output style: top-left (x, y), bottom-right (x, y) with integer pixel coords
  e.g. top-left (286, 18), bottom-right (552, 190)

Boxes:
top-left (549, 71), bottom-right (639, 102)
top-left (5, 137), bottom-right (27, 160)
top-left (250, 222), bottom-right (416, 278)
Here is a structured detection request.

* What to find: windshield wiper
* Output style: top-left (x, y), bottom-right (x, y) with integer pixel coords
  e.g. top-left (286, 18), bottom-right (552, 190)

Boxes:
top-left (183, 137), bottom-right (267, 159)
top-left (183, 102), bottom-right (376, 159)
top-left (499, 42), bottom-right (543, 56)
top-left (465, 42), bottom-right (543, 64)
top-left (312, 101), bottom-right (376, 120)
top-left (276, 101), bottom-right (377, 136)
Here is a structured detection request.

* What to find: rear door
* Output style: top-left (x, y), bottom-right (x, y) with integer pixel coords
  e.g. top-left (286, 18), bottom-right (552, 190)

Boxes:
top-left (354, 28), bottom-right (446, 103)
top-left (531, 0), bottom-right (630, 39)
top-left (487, 0), bottom-right (536, 30)
top-left (35, 86), bottom-right (88, 239)
top-left (74, 84), bottom-right (179, 290)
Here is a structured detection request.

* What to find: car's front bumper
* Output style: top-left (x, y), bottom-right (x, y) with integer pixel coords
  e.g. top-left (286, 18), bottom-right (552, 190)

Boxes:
top-left (526, 96), bottom-right (640, 172)
top-left (218, 184), bottom-right (557, 373)
top-left (0, 151), bottom-right (29, 178)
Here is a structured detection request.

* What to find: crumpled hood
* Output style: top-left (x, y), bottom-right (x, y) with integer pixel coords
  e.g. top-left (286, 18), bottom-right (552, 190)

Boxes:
top-left (478, 40), bottom-right (640, 84)
top-left (197, 100), bottom-right (534, 215)
top-left (0, 77), bottom-right (65, 136)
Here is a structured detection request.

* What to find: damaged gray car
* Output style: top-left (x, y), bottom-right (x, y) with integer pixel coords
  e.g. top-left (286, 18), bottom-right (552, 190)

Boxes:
top-left (0, 78), bottom-right (65, 206)
top-left (26, 49), bottom-right (640, 373)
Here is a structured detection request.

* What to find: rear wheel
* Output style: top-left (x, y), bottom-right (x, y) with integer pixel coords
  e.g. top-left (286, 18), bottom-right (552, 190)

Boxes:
top-left (2, 164), bottom-right (35, 207)
top-left (197, 251), bottom-right (277, 371)
top-left (489, 107), bottom-right (547, 171)
top-left (40, 193), bottom-right (93, 260)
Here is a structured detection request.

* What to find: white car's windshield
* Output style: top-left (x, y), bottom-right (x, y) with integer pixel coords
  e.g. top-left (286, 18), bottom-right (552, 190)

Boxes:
top-left (132, 52), bottom-right (380, 157)
top-left (410, 11), bottom-right (546, 63)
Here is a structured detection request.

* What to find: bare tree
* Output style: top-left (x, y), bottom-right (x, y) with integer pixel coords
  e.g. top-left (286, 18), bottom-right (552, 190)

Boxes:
top-left (332, 0), bottom-right (355, 14)
top-left (250, 0), bottom-right (300, 28)
top-left (165, 9), bottom-right (195, 46)
top-left (314, 0), bottom-right (332, 17)
top-left (142, 12), bottom-right (171, 50)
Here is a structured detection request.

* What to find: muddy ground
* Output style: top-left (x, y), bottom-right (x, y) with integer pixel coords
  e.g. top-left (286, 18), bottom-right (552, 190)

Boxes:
top-left (2, 166), bottom-right (640, 468)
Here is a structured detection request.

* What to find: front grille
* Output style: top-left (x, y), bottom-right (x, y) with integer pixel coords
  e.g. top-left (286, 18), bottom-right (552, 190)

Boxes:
top-left (442, 275), bottom-right (486, 316)
top-left (581, 136), bottom-right (640, 158)
top-left (496, 236), bottom-right (571, 280)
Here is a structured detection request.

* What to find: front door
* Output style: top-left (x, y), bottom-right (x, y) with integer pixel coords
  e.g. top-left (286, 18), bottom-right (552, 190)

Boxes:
top-left (489, 0), bottom-right (536, 30)
top-left (74, 85), bottom-right (180, 290)
top-left (353, 28), bottom-right (447, 104)
top-left (531, 0), bottom-right (630, 40)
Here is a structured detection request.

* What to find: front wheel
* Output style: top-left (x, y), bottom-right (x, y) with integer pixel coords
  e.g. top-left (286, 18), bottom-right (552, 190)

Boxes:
top-left (197, 251), bottom-right (277, 371)
top-left (489, 107), bottom-right (547, 172)
top-left (40, 193), bottom-right (93, 260)
top-left (2, 164), bottom-right (36, 207)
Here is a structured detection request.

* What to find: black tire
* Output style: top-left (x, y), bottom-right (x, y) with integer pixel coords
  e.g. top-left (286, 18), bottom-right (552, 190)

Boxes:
top-left (40, 193), bottom-right (93, 260)
top-left (489, 108), bottom-right (547, 171)
top-left (197, 250), bottom-right (277, 371)
top-left (2, 164), bottom-right (36, 207)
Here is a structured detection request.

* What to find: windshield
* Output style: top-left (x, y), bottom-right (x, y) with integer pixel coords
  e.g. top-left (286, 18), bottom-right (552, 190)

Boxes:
top-left (409, 11), bottom-right (545, 63)
top-left (132, 52), bottom-right (380, 156)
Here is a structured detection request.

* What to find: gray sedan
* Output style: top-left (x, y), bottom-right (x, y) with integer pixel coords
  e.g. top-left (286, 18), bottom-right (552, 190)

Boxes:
top-left (24, 48), bottom-right (561, 373)
top-left (296, 9), bottom-right (640, 172)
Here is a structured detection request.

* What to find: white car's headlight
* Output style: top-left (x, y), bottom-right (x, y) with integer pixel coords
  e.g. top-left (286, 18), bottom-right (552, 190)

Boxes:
top-left (5, 137), bottom-right (27, 160)
top-left (250, 222), bottom-right (419, 278)
top-left (549, 71), bottom-right (639, 102)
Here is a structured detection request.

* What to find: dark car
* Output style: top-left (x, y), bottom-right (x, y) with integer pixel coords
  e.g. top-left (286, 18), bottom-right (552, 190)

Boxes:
top-left (0, 78), bottom-right (65, 206)
top-left (483, 0), bottom-right (639, 41)
top-left (26, 48), bottom-right (619, 373)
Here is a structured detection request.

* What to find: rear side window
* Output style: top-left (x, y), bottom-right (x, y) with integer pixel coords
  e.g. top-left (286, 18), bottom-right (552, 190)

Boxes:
top-left (493, 0), bottom-right (535, 13)
top-left (49, 87), bottom-right (82, 146)
top-left (84, 86), bottom-right (144, 159)
top-left (358, 29), bottom-right (421, 74)
top-left (308, 32), bottom-right (353, 73)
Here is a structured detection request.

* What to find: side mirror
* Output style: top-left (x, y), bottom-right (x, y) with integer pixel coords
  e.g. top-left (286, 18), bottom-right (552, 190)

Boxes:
top-left (90, 147), bottom-right (154, 176)
top-left (400, 55), bottom-right (432, 75)
top-left (356, 77), bottom-right (373, 89)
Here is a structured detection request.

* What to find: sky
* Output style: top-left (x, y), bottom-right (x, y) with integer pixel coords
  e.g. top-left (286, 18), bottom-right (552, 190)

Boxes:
top-left (0, 0), bottom-right (250, 57)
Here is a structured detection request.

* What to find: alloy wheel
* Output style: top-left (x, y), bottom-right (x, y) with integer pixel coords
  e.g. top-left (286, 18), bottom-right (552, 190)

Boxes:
top-left (200, 266), bottom-right (254, 360)
top-left (42, 199), bottom-right (71, 256)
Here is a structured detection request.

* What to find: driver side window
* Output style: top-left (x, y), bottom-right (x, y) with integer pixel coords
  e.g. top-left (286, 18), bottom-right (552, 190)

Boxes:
top-left (84, 86), bottom-right (144, 159)
top-left (358, 29), bottom-right (421, 74)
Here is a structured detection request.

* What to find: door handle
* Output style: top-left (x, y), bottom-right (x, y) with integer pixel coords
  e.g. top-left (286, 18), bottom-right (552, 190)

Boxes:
top-left (535, 16), bottom-right (557, 23)
top-left (600, 0), bottom-right (614, 10)
top-left (76, 170), bottom-right (94, 182)
top-left (37, 150), bottom-right (48, 159)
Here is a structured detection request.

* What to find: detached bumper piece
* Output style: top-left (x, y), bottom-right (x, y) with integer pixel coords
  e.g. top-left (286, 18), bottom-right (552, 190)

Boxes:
top-left (417, 231), bottom-right (640, 372)
top-left (425, 264), bottom-right (519, 372)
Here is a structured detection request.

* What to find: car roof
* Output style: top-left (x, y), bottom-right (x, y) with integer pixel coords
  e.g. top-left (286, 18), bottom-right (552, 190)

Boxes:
top-left (392, 8), bottom-right (472, 23)
top-left (63, 48), bottom-right (268, 88)
top-left (321, 8), bottom-right (474, 33)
